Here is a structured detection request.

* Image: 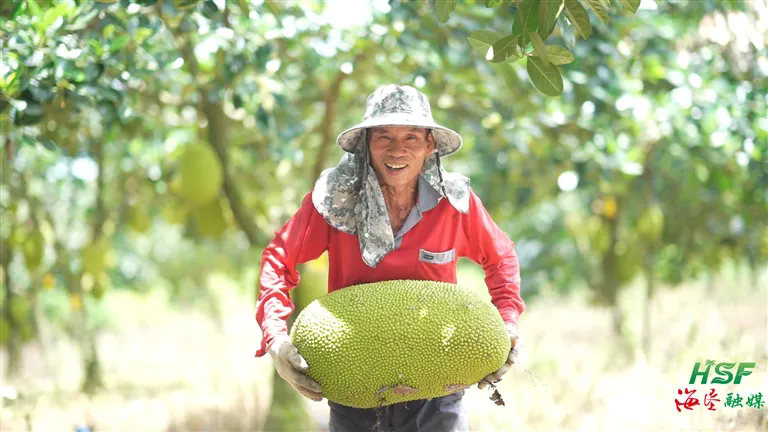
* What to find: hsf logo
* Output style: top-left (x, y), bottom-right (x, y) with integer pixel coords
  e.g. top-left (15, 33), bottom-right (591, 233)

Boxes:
top-left (689, 361), bottom-right (756, 385)
top-left (676, 360), bottom-right (764, 413)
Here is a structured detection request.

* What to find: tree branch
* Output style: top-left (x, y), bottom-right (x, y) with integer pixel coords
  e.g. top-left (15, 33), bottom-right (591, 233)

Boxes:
top-left (161, 9), bottom-right (263, 247)
top-left (91, 138), bottom-right (106, 240)
top-left (201, 94), bottom-right (263, 246)
top-left (312, 52), bottom-right (367, 181)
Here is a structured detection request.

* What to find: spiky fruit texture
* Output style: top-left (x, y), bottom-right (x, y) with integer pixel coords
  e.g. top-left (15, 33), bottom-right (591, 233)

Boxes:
top-left (290, 280), bottom-right (510, 408)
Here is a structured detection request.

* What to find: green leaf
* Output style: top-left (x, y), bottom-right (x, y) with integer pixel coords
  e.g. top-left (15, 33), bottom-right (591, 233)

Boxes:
top-left (11, 103), bottom-right (44, 126)
top-left (201, 0), bottom-right (220, 17)
top-left (26, 0), bottom-right (42, 18)
top-left (536, 45), bottom-right (574, 65)
top-left (538, 0), bottom-right (562, 39)
top-left (85, 63), bottom-right (105, 82)
top-left (236, 0), bottom-right (250, 13)
top-left (585, 0), bottom-right (609, 25)
top-left (467, 30), bottom-right (501, 51)
top-left (94, 0), bottom-right (118, 9)
top-left (434, 0), bottom-right (457, 24)
top-left (485, 0), bottom-right (505, 6)
top-left (512, 0), bottom-right (538, 49)
top-left (489, 35), bottom-right (519, 63)
top-left (38, 2), bottom-right (72, 33)
top-left (28, 86), bottom-right (53, 103)
top-left (66, 7), bottom-right (99, 31)
top-left (9, 1), bottom-right (24, 19)
top-left (527, 57), bottom-right (563, 96)
top-left (619, 0), bottom-right (640, 13)
top-left (39, 138), bottom-right (58, 152)
top-left (177, 0), bottom-right (199, 9)
top-left (564, 0), bottom-right (591, 40)
top-left (529, 32), bottom-right (550, 67)
top-left (56, 60), bottom-right (86, 83)
top-left (233, 94), bottom-right (244, 109)
top-left (109, 35), bottom-right (130, 54)
top-left (557, 13), bottom-right (576, 49)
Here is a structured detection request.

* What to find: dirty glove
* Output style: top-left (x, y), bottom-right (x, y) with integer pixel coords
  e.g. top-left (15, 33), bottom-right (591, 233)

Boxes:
top-left (268, 334), bottom-right (324, 401)
top-left (478, 323), bottom-right (519, 389)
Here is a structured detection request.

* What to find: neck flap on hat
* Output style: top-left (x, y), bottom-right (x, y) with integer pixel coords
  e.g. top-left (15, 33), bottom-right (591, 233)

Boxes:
top-left (311, 146), bottom-right (470, 268)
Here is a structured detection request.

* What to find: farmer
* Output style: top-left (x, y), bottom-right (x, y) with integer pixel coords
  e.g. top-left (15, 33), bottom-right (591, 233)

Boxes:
top-left (254, 84), bottom-right (525, 432)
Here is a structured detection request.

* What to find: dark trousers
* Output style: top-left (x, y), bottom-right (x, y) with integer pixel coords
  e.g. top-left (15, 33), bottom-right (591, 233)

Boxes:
top-left (328, 390), bottom-right (468, 432)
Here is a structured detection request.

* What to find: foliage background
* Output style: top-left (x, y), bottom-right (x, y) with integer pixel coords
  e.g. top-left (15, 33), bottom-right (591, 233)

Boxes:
top-left (1, 0), bottom-right (767, 430)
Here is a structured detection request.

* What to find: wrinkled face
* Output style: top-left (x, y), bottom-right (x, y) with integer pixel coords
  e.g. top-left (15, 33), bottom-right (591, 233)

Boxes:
top-left (368, 126), bottom-right (435, 189)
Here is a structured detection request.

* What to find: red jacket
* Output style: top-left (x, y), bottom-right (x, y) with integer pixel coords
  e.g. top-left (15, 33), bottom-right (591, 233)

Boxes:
top-left (254, 187), bottom-right (525, 357)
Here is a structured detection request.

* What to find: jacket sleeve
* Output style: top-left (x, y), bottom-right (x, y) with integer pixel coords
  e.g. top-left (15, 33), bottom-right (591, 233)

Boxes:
top-left (460, 188), bottom-right (525, 327)
top-left (254, 191), bottom-right (330, 357)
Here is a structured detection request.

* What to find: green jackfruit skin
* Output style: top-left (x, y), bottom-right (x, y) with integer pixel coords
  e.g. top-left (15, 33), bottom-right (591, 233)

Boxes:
top-left (290, 280), bottom-right (511, 408)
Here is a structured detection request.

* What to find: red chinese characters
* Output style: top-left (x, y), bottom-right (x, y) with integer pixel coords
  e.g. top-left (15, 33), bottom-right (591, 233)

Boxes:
top-left (704, 389), bottom-right (720, 411)
top-left (676, 388), bottom-right (723, 412)
top-left (676, 388), bottom-right (700, 412)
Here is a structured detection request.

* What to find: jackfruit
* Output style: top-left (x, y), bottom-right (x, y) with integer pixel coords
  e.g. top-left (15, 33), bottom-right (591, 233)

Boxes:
top-left (82, 239), bottom-right (114, 274)
top-left (587, 216), bottom-right (610, 253)
top-left (762, 227), bottom-right (768, 256)
top-left (602, 196), bottom-right (618, 220)
top-left (637, 205), bottom-right (664, 243)
top-left (162, 198), bottom-right (189, 225)
top-left (191, 198), bottom-right (228, 238)
top-left (91, 273), bottom-right (109, 299)
top-left (43, 273), bottom-right (55, 290)
top-left (290, 280), bottom-right (511, 409)
top-left (0, 318), bottom-right (9, 345)
top-left (127, 205), bottom-right (151, 233)
top-left (70, 293), bottom-right (82, 311)
top-left (81, 272), bottom-right (109, 299)
top-left (176, 143), bottom-right (222, 206)
top-left (23, 230), bottom-right (45, 271)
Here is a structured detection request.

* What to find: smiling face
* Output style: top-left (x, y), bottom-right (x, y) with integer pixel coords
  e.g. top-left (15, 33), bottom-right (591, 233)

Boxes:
top-left (368, 126), bottom-right (435, 189)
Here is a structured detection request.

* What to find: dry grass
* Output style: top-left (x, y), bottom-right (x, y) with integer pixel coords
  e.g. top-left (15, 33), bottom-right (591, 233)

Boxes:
top-left (1, 265), bottom-right (766, 432)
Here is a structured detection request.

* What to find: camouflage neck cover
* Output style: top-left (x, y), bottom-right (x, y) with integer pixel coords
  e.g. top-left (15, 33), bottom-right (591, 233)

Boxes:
top-left (312, 145), bottom-right (470, 268)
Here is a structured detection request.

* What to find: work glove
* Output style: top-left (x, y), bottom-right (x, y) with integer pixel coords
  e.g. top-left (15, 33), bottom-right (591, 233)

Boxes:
top-left (268, 334), bottom-right (324, 401)
top-left (478, 323), bottom-right (519, 389)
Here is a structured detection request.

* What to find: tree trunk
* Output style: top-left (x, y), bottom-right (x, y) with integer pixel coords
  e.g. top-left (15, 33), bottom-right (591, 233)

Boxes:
top-left (642, 252), bottom-right (655, 358)
top-left (706, 272), bottom-right (716, 293)
top-left (603, 213), bottom-right (620, 334)
top-left (81, 324), bottom-right (104, 394)
top-left (2, 247), bottom-right (22, 378)
top-left (640, 139), bottom-right (660, 359)
top-left (80, 139), bottom-right (106, 394)
top-left (1, 138), bottom-right (21, 378)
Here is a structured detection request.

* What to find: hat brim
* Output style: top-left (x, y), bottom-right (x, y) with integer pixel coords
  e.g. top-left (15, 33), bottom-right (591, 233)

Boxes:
top-left (336, 114), bottom-right (462, 158)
